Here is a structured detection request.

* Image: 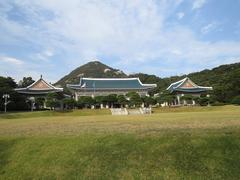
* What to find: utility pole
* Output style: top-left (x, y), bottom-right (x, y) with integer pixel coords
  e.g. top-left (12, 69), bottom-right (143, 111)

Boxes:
top-left (2, 94), bottom-right (10, 113)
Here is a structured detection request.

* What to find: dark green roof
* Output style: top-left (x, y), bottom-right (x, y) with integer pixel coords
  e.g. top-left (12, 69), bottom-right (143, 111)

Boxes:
top-left (67, 78), bottom-right (156, 90)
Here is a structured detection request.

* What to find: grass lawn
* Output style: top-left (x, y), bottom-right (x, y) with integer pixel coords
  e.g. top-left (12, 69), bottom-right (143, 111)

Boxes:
top-left (0, 105), bottom-right (240, 179)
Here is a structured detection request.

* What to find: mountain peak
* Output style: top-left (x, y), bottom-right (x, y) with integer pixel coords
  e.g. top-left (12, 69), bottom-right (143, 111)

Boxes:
top-left (55, 61), bottom-right (127, 87)
top-left (87, 59), bottom-right (102, 64)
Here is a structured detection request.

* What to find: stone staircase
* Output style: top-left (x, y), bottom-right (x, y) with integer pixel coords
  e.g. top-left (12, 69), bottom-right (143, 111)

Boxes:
top-left (110, 108), bottom-right (128, 115)
top-left (127, 108), bottom-right (142, 115)
top-left (111, 108), bottom-right (152, 115)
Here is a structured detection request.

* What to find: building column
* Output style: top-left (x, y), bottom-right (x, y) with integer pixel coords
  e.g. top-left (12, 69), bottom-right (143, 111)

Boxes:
top-left (177, 95), bottom-right (181, 105)
top-left (192, 100), bottom-right (195, 105)
top-left (43, 98), bottom-right (47, 108)
top-left (183, 100), bottom-right (187, 105)
top-left (75, 92), bottom-right (79, 101)
top-left (174, 99), bottom-right (177, 105)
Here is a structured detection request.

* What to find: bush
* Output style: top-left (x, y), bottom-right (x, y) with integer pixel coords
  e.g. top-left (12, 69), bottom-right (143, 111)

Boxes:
top-left (231, 96), bottom-right (240, 105)
top-left (77, 96), bottom-right (95, 108)
top-left (199, 97), bottom-right (209, 106)
top-left (126, 92), bottom-right (142, 107)
top-left (63, 98), bottom-right (76, 109)
top-left (142, 96), bottom-right (156, 107)
top-left (117, 95), bottom-right (128, 107)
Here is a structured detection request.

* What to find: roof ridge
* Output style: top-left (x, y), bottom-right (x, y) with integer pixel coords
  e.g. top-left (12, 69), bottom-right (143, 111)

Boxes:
top-left (82, 77), bottom-right (139, 80)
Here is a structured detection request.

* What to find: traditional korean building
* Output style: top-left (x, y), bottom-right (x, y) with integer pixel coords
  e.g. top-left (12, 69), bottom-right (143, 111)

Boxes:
top-left (15, 76), bottom-right (63, 95)
top-left (15, 76), bottom-right (63, 110)
top-left (167, 77), bottom-right (212, 105)
top-left (67, 77), bottom-right (157, 101)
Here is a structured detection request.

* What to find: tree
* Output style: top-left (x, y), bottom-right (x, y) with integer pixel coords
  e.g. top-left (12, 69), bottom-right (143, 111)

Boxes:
top-left (117, 95), bottom-right (128, 107)
top-left (94, 96), bottom-right (106, 108)
top-left (0, 76), bottom-right (29, 111)
top-left (126, 92), bottom-right (142, 107)
top-left (35, 97), bottom-right (45, 109)
top-left (142, 96), bottom-right (156, 107)
top-left (105, 94), bottom-right (118, 108)
top-left (181, 94), bottom-right (194, 104)
top-left (18, 77), bottom-right (35, 88)
top-left (46, 92), bottom-right (65, 110)
top-left (193, 96), bottom-right (200, 104)
top-left (46, 93), bottom-right (57, 110)
top-left (63, 98), bottom-right (76, 109)
top-left (198, 96), bottom-right (210, 106)
top-left (156, 91), bottom-right (175, 106)
top-left (77, 96), bottom-right (95, 108)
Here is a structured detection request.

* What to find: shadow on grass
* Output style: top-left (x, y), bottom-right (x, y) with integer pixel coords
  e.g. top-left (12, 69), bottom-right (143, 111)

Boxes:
top-left (65, 133), bottom-right (240, 179)
top-left (167, 133), bottom-right (240, 179)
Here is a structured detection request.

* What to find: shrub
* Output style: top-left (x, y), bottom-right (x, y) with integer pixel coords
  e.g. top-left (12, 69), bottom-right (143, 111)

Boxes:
top-left (142, 96), bottom-right (156, 107)
top-left (231, 96), bottom-right (240, 105)
top-left (117, 95), bottom-right (128, 107)
top-left (199, 97), bottom-right (209, 106)
top-left (211, 102), bottom-right (227, 106)
top-left (77, 96), bottom-right (95, 108)
top-left (126, 92), bottom-right (142, 107)
top-left (63, 98), bottom-right (76, 109)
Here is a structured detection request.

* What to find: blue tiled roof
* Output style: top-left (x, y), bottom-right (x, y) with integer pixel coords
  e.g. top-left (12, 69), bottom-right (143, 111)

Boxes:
top-left (67, 78), bottom-right (157, 90)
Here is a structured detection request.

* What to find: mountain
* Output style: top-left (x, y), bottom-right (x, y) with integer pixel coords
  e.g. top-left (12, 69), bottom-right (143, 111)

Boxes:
top-left (55, 61), bottom-right (127, 87)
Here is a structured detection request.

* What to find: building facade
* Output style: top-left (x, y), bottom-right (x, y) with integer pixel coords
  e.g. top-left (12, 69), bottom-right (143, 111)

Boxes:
top-left (67, 77), bottom-right (157, 101)
top-left (15, 76), bottom-right (63, 110)
top-left (167, 77), bottom-right (213, 105)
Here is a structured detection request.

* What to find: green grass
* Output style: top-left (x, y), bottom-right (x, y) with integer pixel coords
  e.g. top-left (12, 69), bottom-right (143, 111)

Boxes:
top-left (152, 104), bottom-right (237, 113)
top-left (0, 105), bottom-right (240, 179)
top-left (0, 108), bottom-right (110, 119)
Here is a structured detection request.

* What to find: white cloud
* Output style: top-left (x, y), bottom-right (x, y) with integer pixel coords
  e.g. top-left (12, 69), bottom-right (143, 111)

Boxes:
top-left (201, 22), bottom-right (218, 34)
top-left (0, 0), bottom-right (240, 80)
top-left (177, 12), bottom-right (185, 19)
top-left (0, 56), bottom-right (24, 65)
top-left (192, 0), bottom-right (207, 10)
top-left (34, 49), bottom-right (54, 61)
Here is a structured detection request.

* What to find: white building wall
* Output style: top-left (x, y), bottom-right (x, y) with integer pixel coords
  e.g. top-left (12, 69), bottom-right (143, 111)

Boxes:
top-left (74, 90), bottom-right (149, 100)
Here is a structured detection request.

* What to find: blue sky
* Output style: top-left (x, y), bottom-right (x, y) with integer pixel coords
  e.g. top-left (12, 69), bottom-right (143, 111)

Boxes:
top-left (0, 0), bottom-right (240, 83)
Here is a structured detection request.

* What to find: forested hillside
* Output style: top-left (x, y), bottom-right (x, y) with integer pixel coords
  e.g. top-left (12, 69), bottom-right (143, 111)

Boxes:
top-left (130, 62), bottom-right (240, 103)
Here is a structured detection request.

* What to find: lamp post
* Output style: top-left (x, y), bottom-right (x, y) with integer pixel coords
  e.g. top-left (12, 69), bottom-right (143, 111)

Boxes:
top-left (180, 93), bottom-right (184, 105)
top-left (207, 94), bottom-right (210, 106)
top-left (2, 94), bottom-right (10, 113)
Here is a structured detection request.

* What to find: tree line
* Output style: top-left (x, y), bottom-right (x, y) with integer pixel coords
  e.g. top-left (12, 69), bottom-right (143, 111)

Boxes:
top-left (1, 70), bottom-right (240, 112)
top-left (130, 62), bottom-right (240, 105)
